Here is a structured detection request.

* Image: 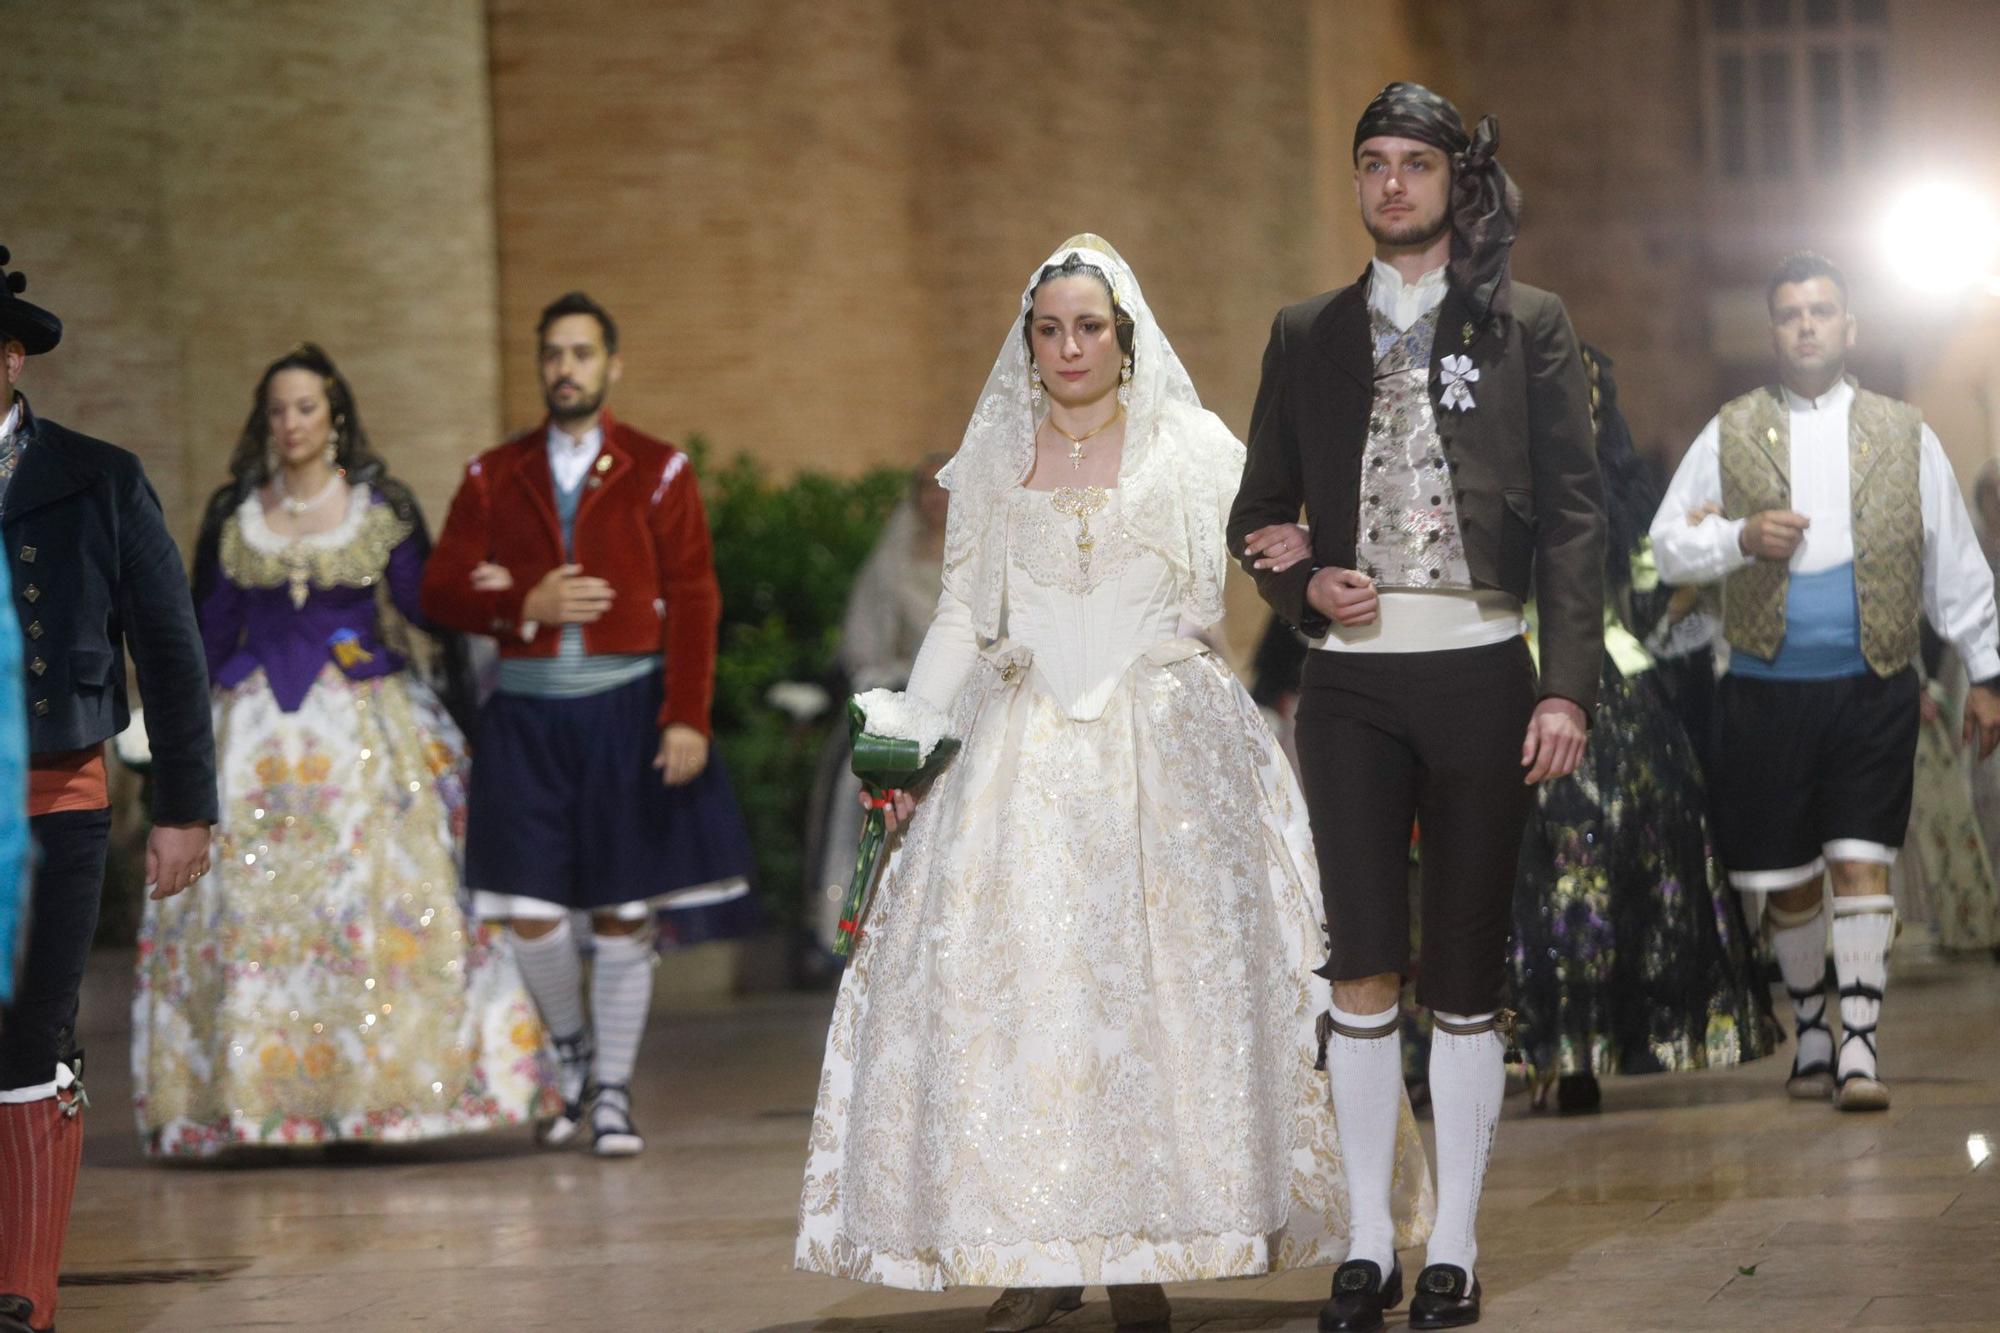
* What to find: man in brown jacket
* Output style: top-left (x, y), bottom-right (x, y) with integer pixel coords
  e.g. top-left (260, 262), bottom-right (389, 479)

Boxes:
top-left (1228, 83), bottom-right (1603, 1331)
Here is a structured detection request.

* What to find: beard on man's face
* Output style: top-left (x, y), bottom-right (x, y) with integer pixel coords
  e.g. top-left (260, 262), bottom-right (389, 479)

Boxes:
top-left (1363, 202), bottom-right (1450, 250)
top-left (544, 378), bottom-right (606, 423)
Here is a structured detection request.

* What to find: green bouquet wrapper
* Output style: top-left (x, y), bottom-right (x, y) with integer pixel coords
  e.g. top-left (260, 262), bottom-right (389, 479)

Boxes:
top-left (834, 697), bottom-right (961, 957)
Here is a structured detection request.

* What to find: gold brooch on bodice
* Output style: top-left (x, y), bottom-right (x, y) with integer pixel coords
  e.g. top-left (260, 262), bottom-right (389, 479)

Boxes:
top-left (1049, 485), bottom-right (1109, 575)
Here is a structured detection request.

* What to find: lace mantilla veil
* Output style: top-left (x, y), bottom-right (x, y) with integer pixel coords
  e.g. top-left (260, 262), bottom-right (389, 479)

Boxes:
top-left (935, 235), bottom-right (1244, 639)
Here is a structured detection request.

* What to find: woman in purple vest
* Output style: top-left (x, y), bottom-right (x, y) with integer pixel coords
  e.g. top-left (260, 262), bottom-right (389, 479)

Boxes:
top-left (131, 344), bottom-right (553, 1157)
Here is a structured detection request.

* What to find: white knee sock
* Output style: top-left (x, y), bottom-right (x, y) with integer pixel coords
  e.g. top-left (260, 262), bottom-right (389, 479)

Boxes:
top-left (512, 918), bottom-right (590, 1103)
top-left (1426, 1011), bottom-right (1506, 1279)
top-left (1830, 895), bottom-right (1894, 1082)
top-left (1323, 1002), bottom-right (1403, 1278)
top-left (1768, 898), bottom-right (1832, 1074)
top-left (513, 918), bottom-right (588, 1038)
top-left (589, 931), bottom-right (655, 1094)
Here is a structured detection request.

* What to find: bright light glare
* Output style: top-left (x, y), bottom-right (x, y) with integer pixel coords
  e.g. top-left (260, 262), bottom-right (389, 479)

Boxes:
top-left (1881, 180), bottom-right (2000, 297)
top-left (1970, 1133), bottom-right (1994, 1169)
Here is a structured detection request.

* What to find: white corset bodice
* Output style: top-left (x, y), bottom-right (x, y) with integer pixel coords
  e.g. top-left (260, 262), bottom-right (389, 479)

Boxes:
top-left (999, 486), bottom-right (1182, 721)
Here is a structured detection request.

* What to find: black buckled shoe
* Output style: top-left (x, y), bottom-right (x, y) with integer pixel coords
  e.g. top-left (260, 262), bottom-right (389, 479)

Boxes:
top-left (1408, 1264), bottom-right (1481, 1328)
top-left (1318, 1258), bottom-right (1402, 1331)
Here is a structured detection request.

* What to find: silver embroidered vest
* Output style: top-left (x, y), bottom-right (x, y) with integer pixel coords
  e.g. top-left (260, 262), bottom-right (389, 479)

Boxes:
top-left (1356, 307), bottom-right (1472, 589)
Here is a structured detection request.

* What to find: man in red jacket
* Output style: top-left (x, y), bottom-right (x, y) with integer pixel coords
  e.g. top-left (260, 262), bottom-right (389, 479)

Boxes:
top-left (422, 292), bottom-right (752, 1157)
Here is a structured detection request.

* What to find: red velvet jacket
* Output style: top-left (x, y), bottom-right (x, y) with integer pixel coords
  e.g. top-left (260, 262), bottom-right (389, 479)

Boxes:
top-left (420, 413), bottom-right (721, 736)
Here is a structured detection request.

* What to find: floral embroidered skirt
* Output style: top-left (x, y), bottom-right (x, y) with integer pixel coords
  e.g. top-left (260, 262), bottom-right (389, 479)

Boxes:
top-left (1510, 659), bottom-right (1781, 1078)
top-left (133, 665), bottom-right (556, 1158)
top-left (797, 646), bottom-right (1432, 1290)
top-left (1908, 686), bottom-right (2000, 952)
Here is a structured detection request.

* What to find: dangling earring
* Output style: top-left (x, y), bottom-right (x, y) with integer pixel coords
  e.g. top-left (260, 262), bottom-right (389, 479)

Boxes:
top-left (1117, 356), bottom-right (1133, 408)
top-left (1029, 364), bottom-right (1045, 412)
top-left (324, 428), bottom-right (339, 469)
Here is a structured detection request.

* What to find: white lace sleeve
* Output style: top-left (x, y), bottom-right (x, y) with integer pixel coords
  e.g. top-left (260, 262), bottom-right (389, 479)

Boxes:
top-left (905, 587), bottom-right (981, 715)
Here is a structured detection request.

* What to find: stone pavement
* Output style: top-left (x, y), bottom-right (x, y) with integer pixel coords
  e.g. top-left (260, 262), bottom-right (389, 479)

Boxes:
top-left (50, 951), bottom-right (2000, 1331)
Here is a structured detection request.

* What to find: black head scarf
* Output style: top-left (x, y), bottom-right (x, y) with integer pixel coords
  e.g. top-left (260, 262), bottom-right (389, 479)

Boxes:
top-left (1353, 82), bottom-right (1522, 322)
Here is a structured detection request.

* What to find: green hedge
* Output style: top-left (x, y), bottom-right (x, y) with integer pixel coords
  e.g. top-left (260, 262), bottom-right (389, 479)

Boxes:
top-left (693, 439), bottom-right (910, 926)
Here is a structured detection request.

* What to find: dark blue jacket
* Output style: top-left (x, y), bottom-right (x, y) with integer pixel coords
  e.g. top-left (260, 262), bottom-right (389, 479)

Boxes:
top-left (1, 398), bottom-right (217, 825)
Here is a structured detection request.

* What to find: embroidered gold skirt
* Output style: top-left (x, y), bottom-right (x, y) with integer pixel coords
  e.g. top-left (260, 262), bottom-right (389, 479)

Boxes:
top-left (132, 666), bottom-right (556, 1157)
top-left (796, 645), bottom-right (1432, 1290)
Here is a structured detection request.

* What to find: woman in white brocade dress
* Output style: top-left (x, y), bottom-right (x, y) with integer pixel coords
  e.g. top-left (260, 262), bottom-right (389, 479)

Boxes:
top-left (795, 238), bottom-right (1432, 1332)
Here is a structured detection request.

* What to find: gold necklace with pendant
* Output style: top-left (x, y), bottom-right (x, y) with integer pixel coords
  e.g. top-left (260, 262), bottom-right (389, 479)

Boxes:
top-left (1047, 405), bottom-right (1123, 469)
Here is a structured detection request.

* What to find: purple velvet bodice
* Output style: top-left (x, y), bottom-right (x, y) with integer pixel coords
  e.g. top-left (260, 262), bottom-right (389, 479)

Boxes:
top-left (199, 489), bottom-right (428, 712)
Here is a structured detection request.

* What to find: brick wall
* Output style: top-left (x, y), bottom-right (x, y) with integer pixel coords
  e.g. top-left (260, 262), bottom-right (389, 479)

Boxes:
top-left (487, 0), bottom-right (1442, 659)
top-left (1875, 2), bottom-right (2000, 482)
top-left (18, 2), bottom-right (1991, 526)
top-left (2, 0), bottom-right (503, 537)
top-left (487, 0), bottom-right (1440, 468)
top-left (6, 2), bottom-right (188, 515)
top-left (1438, 0), bottom-right (1714, 467)
top-left (1437, 0), bottom-right (2000, 489)
top-left (10, 0), bottom-right (1451, 663)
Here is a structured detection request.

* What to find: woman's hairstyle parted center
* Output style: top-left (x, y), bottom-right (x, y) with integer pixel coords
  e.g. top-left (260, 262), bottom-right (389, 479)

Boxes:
top-left (227, 341), bottom-right (386, 486)
top-left (1021, 252), bottom-right (1137, 366)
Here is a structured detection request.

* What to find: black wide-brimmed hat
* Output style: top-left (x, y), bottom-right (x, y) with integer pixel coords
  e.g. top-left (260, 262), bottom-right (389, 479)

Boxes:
top-left (0, 245), bottom-right (63, 355)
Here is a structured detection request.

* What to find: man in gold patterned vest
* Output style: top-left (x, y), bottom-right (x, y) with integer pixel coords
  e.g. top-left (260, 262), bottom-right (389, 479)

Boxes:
top-left (1652, 252), bottom-right (2000, 1114)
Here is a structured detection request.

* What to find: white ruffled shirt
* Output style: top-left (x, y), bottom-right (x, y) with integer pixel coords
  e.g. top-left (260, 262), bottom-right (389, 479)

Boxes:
top-left (1652, 379), bottom-right (2000, 680)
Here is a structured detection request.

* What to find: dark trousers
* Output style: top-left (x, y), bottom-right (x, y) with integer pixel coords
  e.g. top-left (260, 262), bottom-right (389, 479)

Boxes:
top-left (1711, 668), bottom-right (1919, 874)
top-left (0, 809), bottom-right (111, 1089)
top-left (466, 675), bottom-right (755, 910)
top-left (1294, 639), bottom-right (1537, 1016)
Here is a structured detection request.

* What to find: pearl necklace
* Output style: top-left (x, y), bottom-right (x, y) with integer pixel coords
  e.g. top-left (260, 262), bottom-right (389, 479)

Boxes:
top-left (277, 470), bottom-right (340, 516)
